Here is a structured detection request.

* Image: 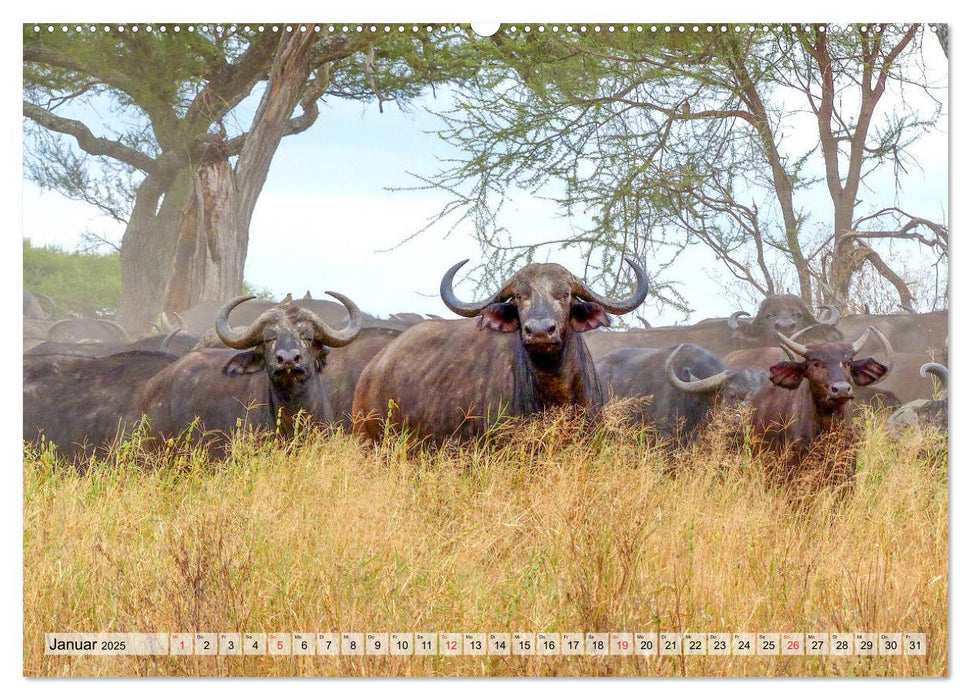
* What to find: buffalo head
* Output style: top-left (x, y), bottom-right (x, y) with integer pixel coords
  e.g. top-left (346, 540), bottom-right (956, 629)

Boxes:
top-left (216, 293), bottom-right (362, 387)
top-left (770, 326), bottom-right (893, 409)
top-left (729, 294), bottom-right (839, 343)
top-left (440, 257), bottom-right (649, 355)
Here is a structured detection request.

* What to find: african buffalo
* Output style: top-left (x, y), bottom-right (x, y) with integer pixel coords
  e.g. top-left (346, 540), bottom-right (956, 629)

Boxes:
top-left (725, 324), bottom-right (900, 409)
top-left (836, 309), bottom-right (946, 357)
top-left (24, 350), bottom-right (179, 460)
top-left (24, 328), bottom-right (197, 358)
top-left (749, 326), bottom-right (893, 487)
top-left (731, 296), bottom-right (839, 344)
top-left (322, 326), bottom-right (402, 428)
top-left (139, 293), bottom-right (362, 448)
top-left (352, 257), bottom-right (649, 442)
top-left (887, 362), bottom-right (948, 435)
top-left (596, 343), bottom-right (766, 445)
top-left (43, 317), bottom-right (131, 344)
top-left (583, 294), bottom-right (838, 360)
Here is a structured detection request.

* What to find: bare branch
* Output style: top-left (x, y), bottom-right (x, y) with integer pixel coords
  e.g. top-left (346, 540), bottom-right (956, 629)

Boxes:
top-left (857, 241), bottom-right (916, 311)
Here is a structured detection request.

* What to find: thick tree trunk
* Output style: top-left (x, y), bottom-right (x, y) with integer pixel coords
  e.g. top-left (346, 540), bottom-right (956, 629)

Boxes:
top-left (117, 170), bottom-right (190, 333)
top-left (828, 196), bottom-right (859, 306)
top-left (161, 31), bottom-right (318, 314)
top-left (163, 143), bottom-right (246, 313)
top-left (119, 31), bottom-right (321, 331)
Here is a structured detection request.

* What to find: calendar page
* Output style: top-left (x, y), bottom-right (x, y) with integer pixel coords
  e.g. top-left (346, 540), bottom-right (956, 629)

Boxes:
top-left (21, 19), bottom-right (948, 679)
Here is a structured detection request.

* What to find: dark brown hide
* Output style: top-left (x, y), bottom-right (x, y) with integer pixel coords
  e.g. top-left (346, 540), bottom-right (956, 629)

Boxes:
top-left (352, 259), bottom-right (646, 441)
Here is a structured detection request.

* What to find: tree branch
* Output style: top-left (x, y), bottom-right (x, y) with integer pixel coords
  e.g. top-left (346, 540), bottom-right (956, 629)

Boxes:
top-left (857, 241), bottom-right (916, 311)
top-left (24, 45), bottom-right (142, 97)
top-left (23, 100), bottom-right (157, 173)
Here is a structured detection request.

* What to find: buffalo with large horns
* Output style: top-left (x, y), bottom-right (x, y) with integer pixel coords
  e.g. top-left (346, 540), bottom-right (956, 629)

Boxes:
top-left (596, 343), bottom-right (767, 445)
top-left (728, 295), bottom-right (840, 345)
top-left (140, 292), bottom-right (362, 447)
top-left (353, 258), bottom-right (650, 441)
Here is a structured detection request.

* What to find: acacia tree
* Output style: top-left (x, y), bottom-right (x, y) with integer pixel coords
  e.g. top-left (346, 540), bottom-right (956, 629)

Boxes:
top-left (416, 24), bottom-right (946, 316)
top-left (24, 24), bottom-right (473, 331)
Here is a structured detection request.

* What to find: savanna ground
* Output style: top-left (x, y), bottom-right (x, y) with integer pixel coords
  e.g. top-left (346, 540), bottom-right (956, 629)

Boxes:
top-left (23, 405), bottom-right (948, 677)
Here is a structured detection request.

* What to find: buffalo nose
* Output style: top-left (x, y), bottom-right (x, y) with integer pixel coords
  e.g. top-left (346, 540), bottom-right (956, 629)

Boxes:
top-left (775, 319), bottom-right (797, 333)
top-left (524, 319), bottom-right (558, 340)
top-left (275, 349), bottom-right (301, 366)
top-left (830, 381), bottom-right (853, 399)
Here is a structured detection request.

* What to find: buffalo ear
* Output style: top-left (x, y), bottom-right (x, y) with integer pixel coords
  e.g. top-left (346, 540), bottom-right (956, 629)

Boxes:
top-left (850, 357), bottom-right (888, 386)
top-left (478, 303), bottom-right (519, 332)
top-left (570, 301), bottom-right (610, 332)
top-left (769, 361), bottom-right (806, 390)
top-left (223, 350), bottom-right (264, 376)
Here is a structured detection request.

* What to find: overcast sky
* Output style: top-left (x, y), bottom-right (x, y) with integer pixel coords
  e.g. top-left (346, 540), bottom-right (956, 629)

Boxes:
top-left (21, 26), bottom-right (948, 326)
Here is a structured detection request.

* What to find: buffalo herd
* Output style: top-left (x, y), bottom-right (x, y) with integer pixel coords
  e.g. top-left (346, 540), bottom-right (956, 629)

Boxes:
top-left (23, 259), bottom-right (948, 490)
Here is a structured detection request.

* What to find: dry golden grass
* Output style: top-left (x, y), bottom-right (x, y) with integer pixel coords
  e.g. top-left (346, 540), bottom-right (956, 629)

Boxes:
top-left (23, 407), bottom-right (948, 677)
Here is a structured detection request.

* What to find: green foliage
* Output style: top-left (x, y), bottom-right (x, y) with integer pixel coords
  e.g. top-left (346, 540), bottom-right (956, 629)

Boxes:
top-left (241, 281), bottom-right (275, 301)
top-left (23, 237), bottom-right (278, 314)
top-left (411, 24), bottom-right (944, 315)
top-left (23, 238), bottom-right (121, 316)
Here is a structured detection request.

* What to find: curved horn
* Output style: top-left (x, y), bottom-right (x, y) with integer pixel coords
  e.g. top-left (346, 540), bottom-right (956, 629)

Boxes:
top-left (727, 311), bottom-right (751, 331)
top-left (573, 257), bottom-right (650, 314)
top-left (849, 327), bottom-right (872, 356)
top-left (36, 293), bottom-right (57, 319)
top-left (160, 328), bottom-right (182, 352)
top-left (920, 362), bottom-right (948, 387)
top-left (816, 304), bottom-right (840, 325)
top-left (310, 292), bottom-right (363, 347)
top-left (45, 318), bottom-right (74, 340)
top-left (98, 319), bottom-right (131, 342)
top-left (215, 295), bottom-right (265, 349)
top-left (636, 315), bottom-right (651, 329)
top-left (440, 259), bottom-right (504, 317)
top-left (664, 345), bottom-right (732, 394)
top-left (159, 312), bottom-right (178, 333)
top-left (859, 326), bottom-right (893, 383)
top-left (777, 331), bottom-right (809, 359)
